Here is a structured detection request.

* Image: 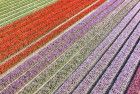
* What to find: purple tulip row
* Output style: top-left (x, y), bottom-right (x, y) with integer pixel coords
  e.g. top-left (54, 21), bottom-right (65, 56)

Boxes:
top-left (108, 24), bottom-right (140, 94)
top-left (0, 0), bottom-right (118, 93)
top-left (72, 4), bottom-right (140, 94)
top-left (91, 21), bottom-right (140, 94)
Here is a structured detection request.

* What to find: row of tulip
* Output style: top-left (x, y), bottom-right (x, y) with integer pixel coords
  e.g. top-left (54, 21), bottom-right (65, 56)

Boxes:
top-left (31, 1), bottom-right (140, 93)
top-left (0, 0), bottom-right (108, 92)
top-left (0, 0), bottom-right (57, 26)
top-left (54, 0), bottom-right (137, 93)
top-left (72, 5), bottom-right (140, 94)
top-left (0, 0), bottom-right (105, 74)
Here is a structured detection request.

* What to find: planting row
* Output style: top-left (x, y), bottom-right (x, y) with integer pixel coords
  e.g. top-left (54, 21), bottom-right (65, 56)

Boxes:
top-left (0, 0), bottom-right (57, 26)
top-left (54, 0), bottom-right (138, 93)
top-left (0, 0), bottom-right (105, 74)
top-left (0, 0), bottom-right (112, 91)
top-left (0, 0), bottom-right (122, 90)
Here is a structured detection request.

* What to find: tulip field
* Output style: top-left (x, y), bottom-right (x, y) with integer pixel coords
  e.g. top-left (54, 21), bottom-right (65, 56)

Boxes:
top-left (0, 0), bottom-right (140, 94)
